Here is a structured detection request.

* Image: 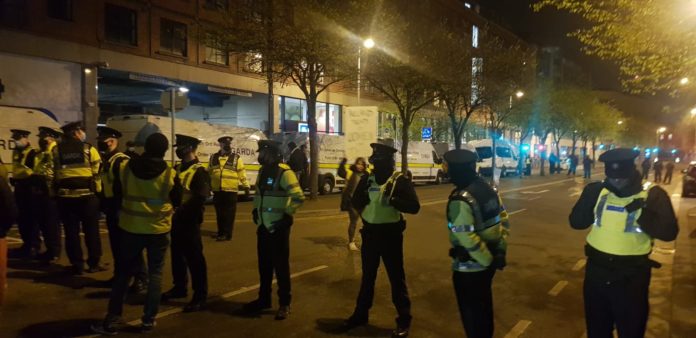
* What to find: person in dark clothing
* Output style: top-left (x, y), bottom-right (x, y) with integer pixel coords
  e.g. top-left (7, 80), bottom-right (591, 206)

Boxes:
top-left (583, 155), bottom-right (593, 179)
top-left (0, 155), bottom-right (18, 305)
top-left (8, 129), bottom-right (39, 258)
top-left (549, 153), bottom-right (558, 175)
top-left (32, 127), bottom-right (62, 265)
top-left (123, 141), bottom-right (140, 159)
top-left (664, 161), bottom-right (675, 184)
top-left (653, 160), bottom-right (663, 183)
top-left (569, 148), bottom-right (678, 338)
top-left (287, 142), bottom-right (307, 189)
top-left (91, 133), bottom-right (181, 335)
top-left (161, 134), bottom-right (211, 313)
top-left (338, 157), bottom-right (368, 251)
top-left (345, 143), bottom-right (420, 338)
top-left (567, 154), bottom-right (578, 176)
top-left (641, 158), bottom-right (651, 180)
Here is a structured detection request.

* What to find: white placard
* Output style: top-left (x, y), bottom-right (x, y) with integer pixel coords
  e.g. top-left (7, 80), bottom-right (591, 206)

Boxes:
top-left (343, 106), bottom-right (378, 161)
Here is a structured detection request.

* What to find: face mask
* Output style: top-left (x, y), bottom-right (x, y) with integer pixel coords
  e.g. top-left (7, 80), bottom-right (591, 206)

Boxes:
top-left (223, 145), bottom-right (232, 152)
top-left (39, 138), bottom-right (50, 151)
top-left (79, 131), bottom-right (87, 142)
top-left (14, 139), bottom-right (28, 149)
top-left (607, 177), bottom-right (630, 190)
top-left (258, 149), bottom-right (280, 166)
top-left (127, 147), bottom-right (135, 152)
top-left (97, 141), bottom-right (109, 152)
top-left (175, 148), bottom-right (186, 160)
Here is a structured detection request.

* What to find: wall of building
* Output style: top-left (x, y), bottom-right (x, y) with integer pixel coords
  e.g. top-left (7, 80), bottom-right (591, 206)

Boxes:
top-left (0, 52), bottom-right (81, 124)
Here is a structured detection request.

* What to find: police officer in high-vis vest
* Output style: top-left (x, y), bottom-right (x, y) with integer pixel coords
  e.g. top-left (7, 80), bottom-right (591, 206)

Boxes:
top-left (570, 148), bottom-right (679, 338)
top-left (97, 126), bottom-right (148, 292)
top-left (443, 149), bottom-right (509, 338)
top-left (92, 133), bottom-right (181, 335)
top-left (9, 129), bottom-right (39, 258)
top-left (243, 140), bottom-right (304, 320)
top-left (208, 135), bottom-right (249, 241)
top-left (161, 134), bottom-right (210, 313)
top-left (32, 126), bottom-right (63, 264)
top-left (345, 143), bottom-right (420, 338)
top-left (53, 121), bottom-right (104, 275)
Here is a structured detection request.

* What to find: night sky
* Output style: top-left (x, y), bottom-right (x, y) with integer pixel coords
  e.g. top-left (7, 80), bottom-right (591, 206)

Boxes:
top-left (479, 0), bottom-right (622, 90)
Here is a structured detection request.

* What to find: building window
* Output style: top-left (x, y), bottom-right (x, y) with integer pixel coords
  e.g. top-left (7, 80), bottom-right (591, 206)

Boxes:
top-left (104, 4), bottom-right (137, 46)
top-left (471, 57), bottom-right (483, 104)
top-left (205, 34), bottom-right (228, 65)
top-left (279, 96), bottom-right (342, 134)
top-left (47, 0), bottom-right (72, 21)
top-left (160, 19), bottom-right (187, 56)
top-left (204, 0), bottom-right (229, 10)
top-left (245, 52), bottom-right (264, 72)
top-left (472, 25), bottom-right (479, 48)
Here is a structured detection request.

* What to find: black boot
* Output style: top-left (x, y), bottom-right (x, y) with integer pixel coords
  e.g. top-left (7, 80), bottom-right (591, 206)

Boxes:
top-left (275, 305), bottom-right (290, 320)
top-left (183, 296), bottom-right (207, 313)
top-left (344, 312), bottom-right (369, 329)
top-left (161, 287), bottom-right (187, 301)
top-left (243, 298), bottom-right (271, 314)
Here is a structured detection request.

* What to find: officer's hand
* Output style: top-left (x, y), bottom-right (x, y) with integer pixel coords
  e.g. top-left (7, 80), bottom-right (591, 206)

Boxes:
top-left (244, 187), bottom-right (251, 196)
top-left (271, 213), bottom-right (293, 230)
top-left (625, 198), bottom-right (645, 213)
top-left (340, 158), bottom-right (348, 165)
top-left (252, 208), bottom-right (259, 225)
top-left (448, 246), bottom-right (471, 262)
top-left (493, 254), bottom-right (507, 271)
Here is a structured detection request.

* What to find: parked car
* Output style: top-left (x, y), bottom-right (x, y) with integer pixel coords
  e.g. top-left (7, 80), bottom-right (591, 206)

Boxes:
top-left (682, 163), bottom-right (696, 197)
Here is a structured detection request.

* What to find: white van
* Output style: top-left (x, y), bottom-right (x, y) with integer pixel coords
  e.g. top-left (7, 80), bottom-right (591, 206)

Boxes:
top-left (107, 114), bottom-right (265, 189)
top-left (0, 105), bottom-right (61, 174)
top-left (469, 139), bottom-right (520, 177)
top-left (394, 141), bottom-right (445, 184)
top-left (272, 132), bottom-right (346, 194)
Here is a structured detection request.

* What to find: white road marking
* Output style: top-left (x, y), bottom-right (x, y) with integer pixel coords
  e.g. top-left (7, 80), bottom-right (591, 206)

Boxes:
top-left (548, 280), bottom-right (569, 296)
top-left (119, 265), bottom-right (329, 327)
top-left (508, 209), bottom-right (527, 216)
top-left (672, 193), bottom-right (681, 197)
top-left (570, 191), bottom-right (581, 197)
top-left (423, 178), bottom-right (578, 206)
top-left (521, 189), bottom-right (549, 194)
top-left (504, 320), bottom-right (532, 338)
top-left (527, 196), bottom-right (541, 201)
top-left (572, 259), bottom-right (586, 271)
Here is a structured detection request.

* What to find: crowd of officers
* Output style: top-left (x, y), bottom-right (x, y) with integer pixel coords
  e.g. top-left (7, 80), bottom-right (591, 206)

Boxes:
top-left (1, 122), bottom-right (680, 338)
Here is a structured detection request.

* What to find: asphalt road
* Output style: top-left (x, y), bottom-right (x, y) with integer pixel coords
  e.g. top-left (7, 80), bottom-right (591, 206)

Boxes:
top-left (1, 171), bottom-right (695, 338)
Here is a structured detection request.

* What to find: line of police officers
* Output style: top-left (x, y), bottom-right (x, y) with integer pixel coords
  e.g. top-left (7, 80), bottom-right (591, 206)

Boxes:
top-left (8, 123), bottom-right (679, 337)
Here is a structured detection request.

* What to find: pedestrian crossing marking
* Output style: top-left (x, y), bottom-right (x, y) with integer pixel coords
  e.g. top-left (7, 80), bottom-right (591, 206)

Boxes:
top-left (548, 280), bottom-right (569, 296)
top-left (572, 259), bottom-right (586, 271)
top-left (504, 320), bottom-right (532, 338)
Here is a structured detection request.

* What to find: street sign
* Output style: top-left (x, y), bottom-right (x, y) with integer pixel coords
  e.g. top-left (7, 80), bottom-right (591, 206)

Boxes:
top-left (160, 90), bottom-right (189, 111)
top-left (421, 127), bottom-right (432, 140)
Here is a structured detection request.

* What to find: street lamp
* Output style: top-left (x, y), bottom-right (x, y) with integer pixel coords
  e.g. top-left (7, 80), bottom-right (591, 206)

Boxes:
top-left (357, 38), bottom-right (375, 105)
top-left (656, 126), bottom-right (666, 149)
top-left (617, 120), bottom-right (624, 125)
top-left (681, 77), bottom-right (690, 85)
top-left (515, 90), bottom-right (525, 98)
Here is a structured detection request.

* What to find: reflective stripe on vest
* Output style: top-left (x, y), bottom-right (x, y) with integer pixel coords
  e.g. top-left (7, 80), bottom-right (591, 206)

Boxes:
top-left (209, 153), bottom-right (240, 192)
top-left (12, 147), bottom-right (35, 179)
top-left (120, 163), bottom-right (175, 234)
top-left (177, 162), bottom-right (204, 203)
top-left (102, 152), bottom-right (129, 198)
top-left (33, 142), bottom-right (56, 177)
top-left (361, 172), bottom-right (403, 224)
top-left (446, 190), bottom-right (502, 232)
top-left (587, 184), bottom-right (653, 256)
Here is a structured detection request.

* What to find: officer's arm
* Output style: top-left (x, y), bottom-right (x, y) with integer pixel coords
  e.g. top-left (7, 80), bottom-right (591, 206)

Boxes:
top-left (89, 147), bottom-right (103, 193)
top-left (112, 159), bottom-right (126, 200)
top-left (351, 174), bottom-right (370, 212)
top-left (25, 149), bottom-right (37, 170)
top-left (389, 176), bottom-right (420, 214)
top-left (449, 200), bottom-right (494, 267)
top-left (0, 174), bottom-right (17, 238)
top-left (496, 196), bottom-right (510, 254)
top-left (51, 146), bottom-right (60, 193)
top-left (569, 182), bottom-right (603, 230)
top-left (280, 170), bottom-right (304, 215)
top-left (237, 157), bottom-right (250, 189)
top-left (638, 187), bottom-right (679, 241)
top-left (184, 167), bottom-right (211, 208)
top-left (169, 172), bottom-right (183, 208)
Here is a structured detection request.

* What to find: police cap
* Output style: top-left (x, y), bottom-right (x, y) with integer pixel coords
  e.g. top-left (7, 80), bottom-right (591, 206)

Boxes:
top-left (60, 121), bottom-right (84, 133)
top-left (10, 129), bottom-right (31, 138)
top-left (97, 126), bottom-right (123, 139)
top-left (218, 136), bottom-right (233, 143)
top-left (174, 134), bottom-right (202, 148)
top-left (257, 140), bottom-right (282, 153)
top-left (598, 148), bottom-right (639, 178)
top-left (370, 143), bottom-right (398, 155)
top-left (443, 149), bottom-right (478, 165)
top-left (37, 126), bottom-right (62, 138)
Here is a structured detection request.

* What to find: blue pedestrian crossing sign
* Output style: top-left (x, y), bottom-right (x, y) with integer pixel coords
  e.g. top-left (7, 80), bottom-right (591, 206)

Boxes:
top-left (422, 127), bottom-right (433, 140)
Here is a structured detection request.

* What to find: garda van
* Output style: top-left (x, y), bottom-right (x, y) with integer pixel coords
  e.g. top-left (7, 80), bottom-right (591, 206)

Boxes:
top-left (384, 140), bottom-right (445, 184)
top-left (272, 132), bottom-right (346, 195)
top-left (106, 114), bottom-right (265, 189)
top-left (469, 139), bottom-right (520, 177)
top-left (0, 105), bottom-right (61, 174)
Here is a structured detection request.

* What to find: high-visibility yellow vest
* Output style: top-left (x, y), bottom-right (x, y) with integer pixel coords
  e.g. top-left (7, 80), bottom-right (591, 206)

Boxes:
top-left (209, 152), bottom-right (244, 192)
top-left (101, 152), bottom-right (129, 198)
top-left (119, 160), bottom-right (175, 234)
top-left (33, 141), bottom-right (57, 192)
top-left (361, 172), bottom-right (403, 224)
top-left (587, 183), bottom-right (653, 256)
top-left (177, 162), bottom-right (205, 203)
top-left (12, 146), bottom-right (36, 180)
top-left (253, 163), bottom-right (304, 231)
top-left (54, 141), bottom-right (102, 197)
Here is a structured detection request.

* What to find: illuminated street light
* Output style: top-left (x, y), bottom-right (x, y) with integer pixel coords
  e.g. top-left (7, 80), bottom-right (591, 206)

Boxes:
top-left (691, 108), bottom-right (696, 116)
top-left (617, 120), bottom-right (624, 125)
top-left (178, 86), bottom-right (189, 93)
top-left (658, 127), bottom-right (667, 133)
top-left (363, 38), bottom-right (375, 49)
top-left (515, 90), bottom-right (525, 98)
top-left (681, 77), bottom-right (690, 85)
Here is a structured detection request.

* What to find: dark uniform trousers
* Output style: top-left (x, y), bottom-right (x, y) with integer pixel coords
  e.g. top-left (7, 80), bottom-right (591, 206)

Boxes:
top-left (355, 223), bottom-right (412, 327)
top-left (14, 180), bottom-right (41, 252)
top-left (453, 268), bottom-right (496, 338)
top-left (584, 261), bottom-right (651, 338)
top-left (103, 197), bottom-right (147, 282)
top-left (170, 214), bottom-right (208, 298)
top-left (32, 181), bottom-right (61, 258)
top-left (58, 194), bottom-right (102, 268)
top-left (257, 224), bottom-right (291, 306)
top-left (213, 191), bottom-right (237, 238)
